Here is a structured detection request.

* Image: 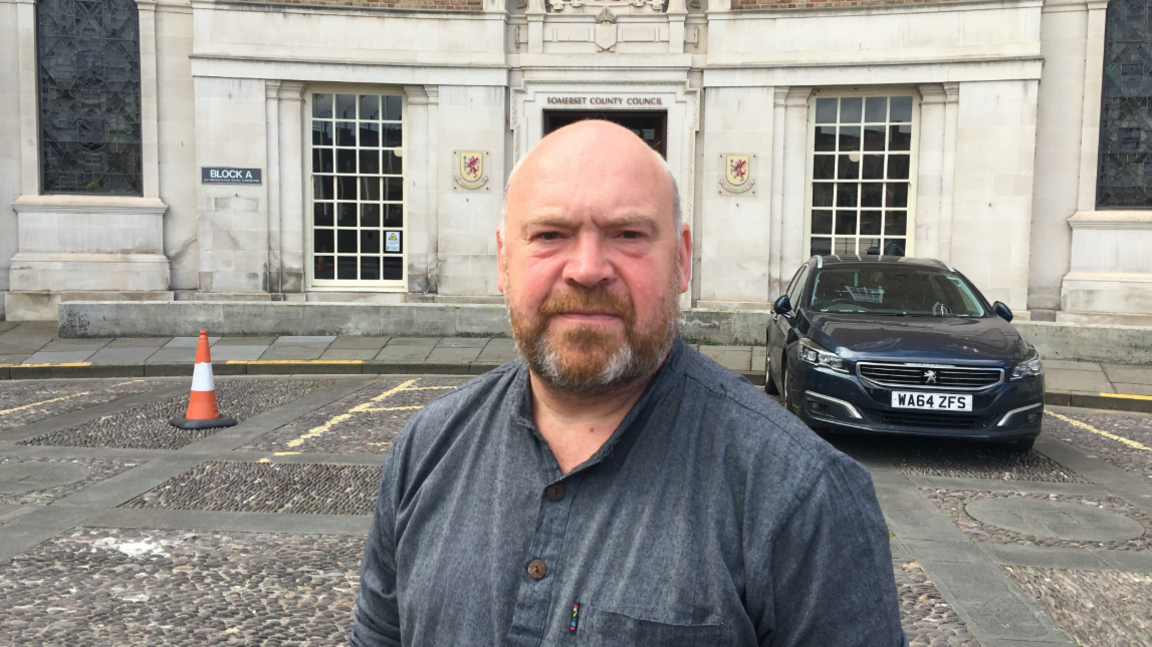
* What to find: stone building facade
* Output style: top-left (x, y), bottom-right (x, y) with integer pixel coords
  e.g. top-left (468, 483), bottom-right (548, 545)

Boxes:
top-left (0, 0), bottom-right (1149, 322)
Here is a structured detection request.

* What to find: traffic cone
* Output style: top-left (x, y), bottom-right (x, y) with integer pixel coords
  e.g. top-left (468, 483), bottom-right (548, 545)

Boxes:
top-left (169, 330), bottom-right (237, 429)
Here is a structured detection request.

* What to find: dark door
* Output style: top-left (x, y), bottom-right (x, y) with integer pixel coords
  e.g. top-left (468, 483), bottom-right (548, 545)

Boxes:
top-left (543, 110), bottom-right (667, 158)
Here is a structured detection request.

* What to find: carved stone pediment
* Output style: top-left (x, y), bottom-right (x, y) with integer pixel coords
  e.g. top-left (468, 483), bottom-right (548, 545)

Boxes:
top-left (546, 0), bottom-right (668, 14)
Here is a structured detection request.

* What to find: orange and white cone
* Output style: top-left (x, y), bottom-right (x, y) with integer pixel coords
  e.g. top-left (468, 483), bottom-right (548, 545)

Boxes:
top-left (169, 330), bottom-right (236, 429)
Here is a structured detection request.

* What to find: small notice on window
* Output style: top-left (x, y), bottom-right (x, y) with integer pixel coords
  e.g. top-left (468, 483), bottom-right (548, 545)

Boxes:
top-left (845, 286), bottom-right (884, 303)
top-left (385, 231), bottom-right (401, 253)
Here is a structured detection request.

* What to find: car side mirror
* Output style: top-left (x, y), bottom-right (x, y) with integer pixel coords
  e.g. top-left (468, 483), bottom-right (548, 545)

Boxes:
top-left (993, 301), bottom-right (1013, 322)
top-left (773, 294), bottom-right (792, 317)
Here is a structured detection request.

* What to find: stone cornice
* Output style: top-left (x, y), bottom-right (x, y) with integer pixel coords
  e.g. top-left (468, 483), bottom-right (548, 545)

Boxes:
top-left (12, 195), bottom-right (169, 216)
top-left (1068, 210), bottom-right (1152, 230)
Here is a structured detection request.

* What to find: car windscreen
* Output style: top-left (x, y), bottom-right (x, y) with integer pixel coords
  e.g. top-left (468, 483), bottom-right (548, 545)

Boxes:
top-left (810, 267), bottom-right (986, 317)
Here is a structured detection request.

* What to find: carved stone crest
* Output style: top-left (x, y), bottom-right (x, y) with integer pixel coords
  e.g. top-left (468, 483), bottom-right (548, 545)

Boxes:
top-left (594, 7), bottom-right (617, 51)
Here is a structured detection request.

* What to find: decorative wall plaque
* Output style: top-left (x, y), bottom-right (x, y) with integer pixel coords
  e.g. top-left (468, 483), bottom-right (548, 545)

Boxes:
top-left (719, 154), bottom-right (755, 194)
top-left (453, 151), bottom-right (489, 190)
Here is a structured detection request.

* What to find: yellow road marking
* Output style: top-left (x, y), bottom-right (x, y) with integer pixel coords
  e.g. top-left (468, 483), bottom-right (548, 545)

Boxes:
top-left (273, 451), bottom-right (302, 456)
top-left (1100, 392), bottom-right (1152, 402)
top-left (283, 379), bottom-right (455, 449)
top-left (227, 360), bottom-right (364, 365)
top-left (0, 391), bottom-right (91, 416)
top-left (4, 362), bottom-right (92, 368)
top-left (1046, 411), bottom-right (1152, 453)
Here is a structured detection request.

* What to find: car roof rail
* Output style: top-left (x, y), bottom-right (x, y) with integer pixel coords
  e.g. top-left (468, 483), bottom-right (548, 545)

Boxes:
top-left (815, 256), bottom-right (823, 268)
top-left (936, 259), bottom-right (956, 273)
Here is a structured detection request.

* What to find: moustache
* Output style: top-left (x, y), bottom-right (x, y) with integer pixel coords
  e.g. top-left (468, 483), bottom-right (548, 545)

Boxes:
top-left (538, 289), bottom-right (634, 324)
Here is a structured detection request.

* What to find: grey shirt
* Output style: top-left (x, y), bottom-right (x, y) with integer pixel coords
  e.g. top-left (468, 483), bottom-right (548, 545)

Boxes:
top-left (351, 338), bottom-right (907, 647)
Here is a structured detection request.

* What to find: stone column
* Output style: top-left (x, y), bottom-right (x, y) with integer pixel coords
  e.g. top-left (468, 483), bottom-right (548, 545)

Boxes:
top-left (1076, 0), bottom-right (1108, 212)
top-left (939, 82), bottom-right (959, 264)
top-left (277, 81), bottom-right (306, 293)
top-left (403, 85), bottom-right (435, 295)
top-left (526, 0), bottom-right (545, 54)
top-left (770, 87), bottom-right (787, 299)
top-left (779, 87), bottom-right (811, 277)
top-left (136, 0), bottom-right (161, 198)
top-left (265, 80), bottom-right (282, 294)
top-left (916, 84), bottom-right (946, 260)
top-left (15, 0), bottom-right (37, 196)
top-left (667, 0), bottom-right (687, 54)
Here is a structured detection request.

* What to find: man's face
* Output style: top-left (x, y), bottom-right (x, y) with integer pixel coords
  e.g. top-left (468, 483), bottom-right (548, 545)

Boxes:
top-left (497, 121), bottom-right (692, 395)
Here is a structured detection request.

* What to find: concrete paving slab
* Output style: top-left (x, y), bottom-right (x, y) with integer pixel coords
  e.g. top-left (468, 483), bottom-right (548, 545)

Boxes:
top-left (0, 355), bottom-right (30, 365)
top-left (320, 349), bottom-right (378, 360)
top-left (1109, 382), bottom-right (1152, 396)
top-left (752, 346), bottom-right (766, 373)
top-left (436, 337), bottom-right (489, 348)
top-left (258, 345), bottom-right (326, 360)
top-left (164, 336), bottom-right (220, 348)
top-left (978, 544), bottom-right (1113, 570)
top-left (426, 346), bottom-right (484, 362)
top-left (477, 339), bottom-right (519, 363)
top-left (900, 538), bottom-right (986, 564)
top-left (1043, 367), bottom-right (1115, 393)
top-left (965, 497), bottom-right (1146, 542)
top-left (208, 345), bottom-right (268, 361)
top-left (697, 347), bottom-right (752, 371)
top-left (105, 337), bottom-right (170, 348)
top-left (214, 336), bottom-right (276, 346)
top-left (0, 322), bottom-right (18, 335)
top-left (22, 350), bottom-right (98, 364)
top-left (375, 344), bottom-right (435, 361)
top-left (274, 335), bottom-right (337, 344)
top-left (1042, 360), bottom-right (1104, 371)
top-left (1086, 548), bottom-right (1152, 573)
top-left (329, 336), bottom-right (390, 350)
top-left (87, 347), bottom-right (159, 364)
top-left (1102, 363), bottom-right (1152, 384)
top-left (144, 349), bottom-right (197, 364)
top-left (386, 337), bottom-right (440, 346)
top-left (39, 338), bottom-right (111, 352)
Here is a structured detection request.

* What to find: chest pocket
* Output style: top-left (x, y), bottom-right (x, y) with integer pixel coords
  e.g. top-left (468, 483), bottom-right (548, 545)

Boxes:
top-left (576, 605), bottom-right (728, 647)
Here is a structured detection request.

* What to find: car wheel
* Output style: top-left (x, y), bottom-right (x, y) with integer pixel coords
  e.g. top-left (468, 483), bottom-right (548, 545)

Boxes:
top-left (764, 356), bottom-right (780, 396)
top-left (782, 362), bottom-right (797, 414)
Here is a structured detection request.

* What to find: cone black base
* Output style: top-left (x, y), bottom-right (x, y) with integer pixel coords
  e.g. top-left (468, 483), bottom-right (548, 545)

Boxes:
top-left (169, 416), bottom-right (237, 430)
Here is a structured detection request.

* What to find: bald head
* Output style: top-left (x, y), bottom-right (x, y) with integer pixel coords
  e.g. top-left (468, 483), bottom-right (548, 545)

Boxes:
top-left (501, 120), bottom-right (682, 237)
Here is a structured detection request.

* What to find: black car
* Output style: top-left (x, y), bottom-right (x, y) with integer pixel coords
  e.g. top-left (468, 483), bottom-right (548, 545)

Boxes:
top-left (766, 255), bottom-right (1044, 451)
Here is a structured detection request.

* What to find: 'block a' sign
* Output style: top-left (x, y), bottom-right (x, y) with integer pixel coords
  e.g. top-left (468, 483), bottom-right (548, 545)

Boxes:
top-left (202, 167), bottom-right (262, 185)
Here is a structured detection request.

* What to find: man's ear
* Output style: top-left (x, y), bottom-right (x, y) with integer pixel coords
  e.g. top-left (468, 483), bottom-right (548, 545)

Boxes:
top-left (496, 230), bottom-right (506, 294)
top-left (678, 222), bottom-right (692, 293)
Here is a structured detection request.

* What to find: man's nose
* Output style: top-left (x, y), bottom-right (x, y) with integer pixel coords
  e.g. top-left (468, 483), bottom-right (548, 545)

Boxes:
top-left (562, 233), bottom-right (615, 288)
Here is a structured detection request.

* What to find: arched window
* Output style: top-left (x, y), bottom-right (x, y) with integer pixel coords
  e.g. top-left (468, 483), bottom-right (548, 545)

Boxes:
top-left (1097, 0), bottom-right (1152, 208)
top-left (37, 0), bottom-right (143, 194)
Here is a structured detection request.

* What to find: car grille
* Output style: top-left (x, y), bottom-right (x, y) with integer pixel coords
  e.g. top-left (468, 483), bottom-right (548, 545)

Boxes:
top-left (873, 411), bottom-right (983, 430)
top-left (857, 363), bottom-right (1003, 390)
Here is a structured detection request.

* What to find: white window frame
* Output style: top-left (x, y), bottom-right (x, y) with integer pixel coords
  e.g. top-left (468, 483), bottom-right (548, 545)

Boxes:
top-left (306, 86), bottom-right (408, 291)
top-left (803, 88), bottom-right (920, 260)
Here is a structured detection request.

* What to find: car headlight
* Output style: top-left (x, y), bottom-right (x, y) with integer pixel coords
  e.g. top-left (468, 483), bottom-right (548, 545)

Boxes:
top-left (799, 338), bottom-right (848, 373)
top-left (1011, 350), bottom-right (1043, 380)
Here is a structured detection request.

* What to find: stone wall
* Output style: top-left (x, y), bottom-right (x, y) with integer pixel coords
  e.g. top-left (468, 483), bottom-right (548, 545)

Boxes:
top-left (732, 0), bottom-right (949, 10)
top-left (231, 0), bottom-right (483, 9)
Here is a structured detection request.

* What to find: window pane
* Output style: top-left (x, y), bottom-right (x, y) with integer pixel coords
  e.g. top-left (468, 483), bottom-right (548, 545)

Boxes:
top-left (313, 122), bottom-right (333, 146)
top-left (337, 176), bottom-right (357, 200)
top-left (337, 122), bottom-right (356, 146)
top-left (313, 148), bottom-right (333, 173)
top-left (886, 211), bottom-right (908, 236)
top-left (383, 124), bottom-right (402, 148)
top-left (861, 238), bottom-right (881, 255)
top-left (862, 155), bottom-right (885, 180)
top-left (839, 97), bottom-right (863, 123)
top-left (812, 183), bottom-right (834, 207)
top-left (337, 229), bottom-right (358, 254)
top-left (337, 203), bottom-right (357, 227)
top-left (384, 96), bottom-right (403, 121)
top-left (837, 154), bottom-right (860, 180)
top-left (314, 176), bottom-right (333, 200)
top-left (835, 211), bottom-right (858, 235)
top-left (814, 126), bottom-right (836, 152)
top-left (314, 229), bottom-right (334, 254)
top-left (887, 155), bottom-right (910, 180)
top-left (336, 94), bottom-right (357, 119)
top-left (383, 151), bottom-right (403, 175)
top-left (361, 256), bottom-right (380, 280)
top-left (860, 211), bottom-right (882, 235)
top-left (359, 95), bottom-right (379, 120)
top-left (861, 183), bottom-right (883, 207)
top-left (314, 203), bottom-right (334, 227)
top-left (337, 256), bottom-right (358, 280)
top-left (1095, 4), bottom-right (1152, 207)
top-left (360, 150), bottom-right (379, 174)
top-left (361, 230), bottom-right (380, 254)
top-left (382, 256), bottom-right (403, 280)
top-left (385, 177), bottom-right (404, 201)
top-left (834, 238), bottom-right (856, 255)
top-left (360, 177), bottom-right (381, 201)
top-left (886, 184), bottom-right (909, 208)
top-left (863, 125), bottom-right (886, 151)
top-left (315, 256), bottom-right (334, 279)
top-left (835, 184), bottom-right (858, 208)
top-left (889, 125), bottom-right (911, 151)
top-left (810, 237), bottom-right (832, 256)
top-left (813, 155), bottom-right (835, 180)
top-left (313, 93), bottom-right (333, 119)
top-left (360, 123), bottom-right (379, 148)
top-left (337, 149), bottom-right (356, 174)
top-left (838, 126), bottom-right (861, 151)
top-left (384, 204), bottom-right (404, 227)
top-left (812, 210), bottom-right (833, 234)
top-left (865, 96), bottom-right (887, 123)
top-left (881, 239), bottom-right (906, 257)
top-left (361, 204), bottom-right (380, 227)
top-left (890, 96), bottom-right (913, 122)
top-left (815, 98), bottom-right (838, 124)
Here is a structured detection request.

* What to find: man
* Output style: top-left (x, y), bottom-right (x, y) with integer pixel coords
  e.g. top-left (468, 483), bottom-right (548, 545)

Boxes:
top-left (351, 121), bottom-right (907, 646)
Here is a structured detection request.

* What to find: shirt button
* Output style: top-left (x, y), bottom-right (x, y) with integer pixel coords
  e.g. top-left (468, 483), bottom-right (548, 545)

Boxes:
top-left (527, 559), bottom-right (547, 580)
top-left (546, 483), bottom-right (565, 502)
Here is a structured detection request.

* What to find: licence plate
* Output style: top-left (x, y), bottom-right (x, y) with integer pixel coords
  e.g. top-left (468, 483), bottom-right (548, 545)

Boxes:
top-left (891, 391), bottom-right (972, 412)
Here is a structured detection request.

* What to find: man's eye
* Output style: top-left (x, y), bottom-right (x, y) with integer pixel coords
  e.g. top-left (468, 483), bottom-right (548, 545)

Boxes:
top-left (536, 232), bottom-right (562, 241)
top-left (619, 231), bottom-right (642, 240)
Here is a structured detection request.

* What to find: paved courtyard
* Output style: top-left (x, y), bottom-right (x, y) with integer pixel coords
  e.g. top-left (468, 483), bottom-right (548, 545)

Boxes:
top-left (0, 373), bottom-right (1150, 646)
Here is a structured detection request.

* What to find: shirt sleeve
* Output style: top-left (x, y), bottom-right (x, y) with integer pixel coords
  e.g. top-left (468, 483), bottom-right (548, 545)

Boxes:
top-left (751, 453), bottom-right (909, 647)
top-left (349, 448), bottom-right (403, 647)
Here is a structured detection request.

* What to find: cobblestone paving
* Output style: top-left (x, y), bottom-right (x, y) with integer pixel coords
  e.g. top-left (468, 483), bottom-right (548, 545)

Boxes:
top-left (0, 457), bottom-right (140, 506)
top-left (0, 528), bottom-right (363, 646)
top-left (870, 436), bottom-right (1087, 483)
top-left (0, 379), bottom-right (169, 430)
top-left (1003, 566), bottom-right (1152, 647)
top-left (20, 379), bottom-right (335, 450)
top-left (1045, 411), bottom-right (1152, 483)
top-left (926, 489), bottom-right (1152, 551)
top-left (123, 462), bottom-right (384, 515)
top-left (242, 377), bottom-right (465, 455)
top-left (895, 560), bottom-right (979, 646)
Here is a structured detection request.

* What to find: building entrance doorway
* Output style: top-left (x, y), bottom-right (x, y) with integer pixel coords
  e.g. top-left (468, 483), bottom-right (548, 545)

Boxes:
top-left (543, 110), bottom-right (667, 158)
